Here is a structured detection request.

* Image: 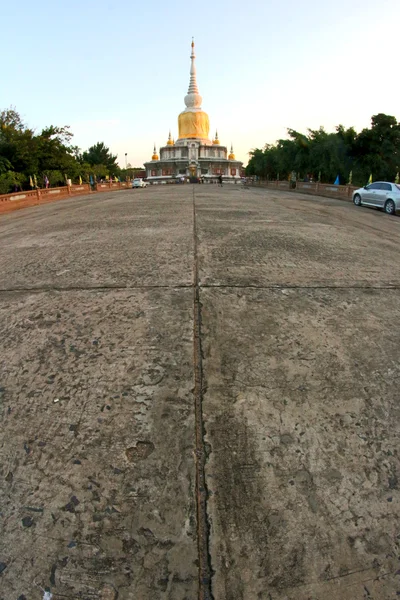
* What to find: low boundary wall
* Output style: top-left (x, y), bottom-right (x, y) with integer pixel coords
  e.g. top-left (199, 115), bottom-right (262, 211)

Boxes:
top-left (0, 181), bottom-right (131, 216)
top-left (248, 179), bottom-right (358, 202)
top-left (0, 178), bottom-right (360, 216)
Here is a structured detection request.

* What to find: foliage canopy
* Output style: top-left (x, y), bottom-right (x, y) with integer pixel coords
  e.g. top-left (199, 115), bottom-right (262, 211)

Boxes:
top-left (0, 107), bottom-right (123, 193)
top-left (246, 114), bottom-right (400, 186)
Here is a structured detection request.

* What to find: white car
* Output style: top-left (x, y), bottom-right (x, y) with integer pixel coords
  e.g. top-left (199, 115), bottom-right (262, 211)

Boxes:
top-left (132, 178), bottom-right (149, 188)
top-left (352, 182), bottom-right (400, 215)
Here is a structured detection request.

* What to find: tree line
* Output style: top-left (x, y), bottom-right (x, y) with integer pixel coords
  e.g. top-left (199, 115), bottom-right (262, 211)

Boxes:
top-left (246, 114), bottom-right (400, 186)
top-left (0, 108), bottom-right (141, 194)
top-left (3, 108), bottom-right (399, 194)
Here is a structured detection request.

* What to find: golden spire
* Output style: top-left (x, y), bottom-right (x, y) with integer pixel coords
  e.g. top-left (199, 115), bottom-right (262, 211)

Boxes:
top-left (167, 130), bottom-right (174, 145)
top-left (152, 143), bottom-right (159, 160)
top-left (178, 39), bottom-right (210, 141)
top-left (213, 129), bottom-right (220, 145)
top-left (228, 143), bottom-right (235, 160)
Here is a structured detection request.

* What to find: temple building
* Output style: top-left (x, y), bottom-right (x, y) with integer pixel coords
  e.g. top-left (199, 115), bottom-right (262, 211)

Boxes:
top-left (144, 40), bottom-right (242, 183)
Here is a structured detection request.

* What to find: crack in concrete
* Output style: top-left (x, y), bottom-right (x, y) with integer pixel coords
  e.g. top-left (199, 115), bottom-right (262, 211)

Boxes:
top-left (193, 187), bottom-right (214, 600)
top-left (202, 284), bottom-right (400, 290)
top-left (0, 284), bottom-right (192, 294)
top-left (1, 283), bottom-right (400, 296)
top-left (284, 566), bottom-right (396, 590)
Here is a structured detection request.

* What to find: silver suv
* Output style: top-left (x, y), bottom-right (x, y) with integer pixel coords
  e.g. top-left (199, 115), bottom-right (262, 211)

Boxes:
top-left (353, 182), bottom-right (400, 215)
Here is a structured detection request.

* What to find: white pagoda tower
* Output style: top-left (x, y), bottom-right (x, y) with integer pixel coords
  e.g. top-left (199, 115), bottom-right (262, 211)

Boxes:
top-left (144, 39), bottom-right (242, 183)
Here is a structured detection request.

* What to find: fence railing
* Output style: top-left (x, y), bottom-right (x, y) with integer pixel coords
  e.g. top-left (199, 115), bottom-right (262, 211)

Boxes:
top-left (0, 181), bottom-right (131, 210)
top-left (0, 178), bottom-right (361, 215)
top-left (249, 179), bottom-right (358, 200)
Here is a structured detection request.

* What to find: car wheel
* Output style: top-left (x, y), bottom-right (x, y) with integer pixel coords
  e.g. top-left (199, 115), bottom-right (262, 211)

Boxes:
top-left (353, 194), bottom-right (362, 206)
top-left (385, 199), bottom-right (396, 215)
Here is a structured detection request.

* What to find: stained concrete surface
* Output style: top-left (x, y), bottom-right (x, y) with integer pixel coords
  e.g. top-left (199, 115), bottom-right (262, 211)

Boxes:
top-left (203, 287), bottom-right (400, 599)
top-left (0, 190), bottom-right (197, 600)
top-left (196, 189), bottom-right (400, 287)
top-left (0, 289), bottom-right (196, 600)
top-left (0, 191), bottom-right (193, 289)
top-left (1, 186), bottom-right (400, 599)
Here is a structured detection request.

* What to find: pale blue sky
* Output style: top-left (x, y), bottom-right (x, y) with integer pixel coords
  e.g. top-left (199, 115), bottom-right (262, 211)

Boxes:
top-left (2, 0), bottom-right (399, 167)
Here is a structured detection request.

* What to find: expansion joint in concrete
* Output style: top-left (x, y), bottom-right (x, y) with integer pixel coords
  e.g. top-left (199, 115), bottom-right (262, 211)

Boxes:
top-left (0, 284), bottom-right (192, 294)
top-left (192, 188), bottom-right (214, 600)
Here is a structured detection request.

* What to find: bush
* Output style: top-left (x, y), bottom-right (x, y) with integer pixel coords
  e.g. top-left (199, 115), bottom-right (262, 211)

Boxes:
top-left (46, 170), bottom-right (65, 187)
top-left (0, 171), bottom-right (27, 194)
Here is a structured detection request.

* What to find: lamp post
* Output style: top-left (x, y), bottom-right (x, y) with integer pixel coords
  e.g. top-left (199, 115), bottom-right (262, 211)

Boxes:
top-left (125, 153), bottom-right (127, 169)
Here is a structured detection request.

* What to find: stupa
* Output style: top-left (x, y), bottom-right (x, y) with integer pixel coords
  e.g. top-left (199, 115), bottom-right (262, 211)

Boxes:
top-left (144, 39), bottom-right (242, 183)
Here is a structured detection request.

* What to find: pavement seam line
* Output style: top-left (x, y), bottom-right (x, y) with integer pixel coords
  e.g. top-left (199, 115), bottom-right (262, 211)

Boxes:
top-left (201, 284), bottom-right (400, 290)
top-left (193, 186), bottom-right (214, 600)
top-left (0, 284), bottom-right (192, 293)
top-left (1, 284), bottom-right (400, 295)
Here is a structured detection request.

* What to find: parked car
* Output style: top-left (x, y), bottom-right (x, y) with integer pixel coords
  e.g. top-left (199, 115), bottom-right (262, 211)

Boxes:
top-left (352, 182), bottom-right (400, 215)
top-left (132, 178), bottom-right (149, 188)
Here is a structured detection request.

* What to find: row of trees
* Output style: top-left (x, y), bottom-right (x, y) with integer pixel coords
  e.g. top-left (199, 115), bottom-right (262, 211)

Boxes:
top-left (246, 114), bottom-right (400, 186)
top-left (3, 108), bottom-right (399, 193)
top-left (0, 108), bottom-right (141, 194)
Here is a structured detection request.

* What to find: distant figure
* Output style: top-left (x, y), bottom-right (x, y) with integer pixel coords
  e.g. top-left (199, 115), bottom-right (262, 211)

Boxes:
top-left (218, 174), bottom-right (223, 187)
top-left (44, 175), bottom-right (49, 189)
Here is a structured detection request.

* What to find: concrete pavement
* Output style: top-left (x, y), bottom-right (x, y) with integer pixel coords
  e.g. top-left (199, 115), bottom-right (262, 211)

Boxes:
top-left (1, 185), bottom-right (399, 599)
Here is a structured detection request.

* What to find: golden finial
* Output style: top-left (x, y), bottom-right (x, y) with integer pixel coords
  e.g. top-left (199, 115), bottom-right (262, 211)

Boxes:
top-left (228, 143), bottom-right (235, 160)
top-left (167, 130), bottom-right (174, 145)
top-left (213, 129), bottom-right (220, 145)
top-left (152, 143), bottom-right (159, 160)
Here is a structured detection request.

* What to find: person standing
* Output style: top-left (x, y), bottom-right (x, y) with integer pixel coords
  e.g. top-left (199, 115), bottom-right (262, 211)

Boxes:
top-left (218, 174), bottom-right (223, 187)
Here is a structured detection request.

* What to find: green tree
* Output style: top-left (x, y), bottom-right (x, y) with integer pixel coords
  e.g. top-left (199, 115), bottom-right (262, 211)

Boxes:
top-left (0, 108), bottom-right (38, 175)
top-left (0, 156), bottom-right (13, 174)
top-left (246, 114), bottom-right (400, 186)
top-left (36, 125), bottom-right (79, 181)
top-left (352, 114), bottom-right (400, 183)
top-left (81, 142), bottom-right (119, 172)
top-left (0, 171), bottom-right (26, 194)
top-left (0, 107), bottom-right (89, 191)
top-left (246, 148), bottom-right (267, 177)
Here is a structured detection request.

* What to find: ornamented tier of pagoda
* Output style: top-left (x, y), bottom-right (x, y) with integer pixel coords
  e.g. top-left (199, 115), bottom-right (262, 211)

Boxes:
top-left (144, 39), bottom-right (243, 183)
